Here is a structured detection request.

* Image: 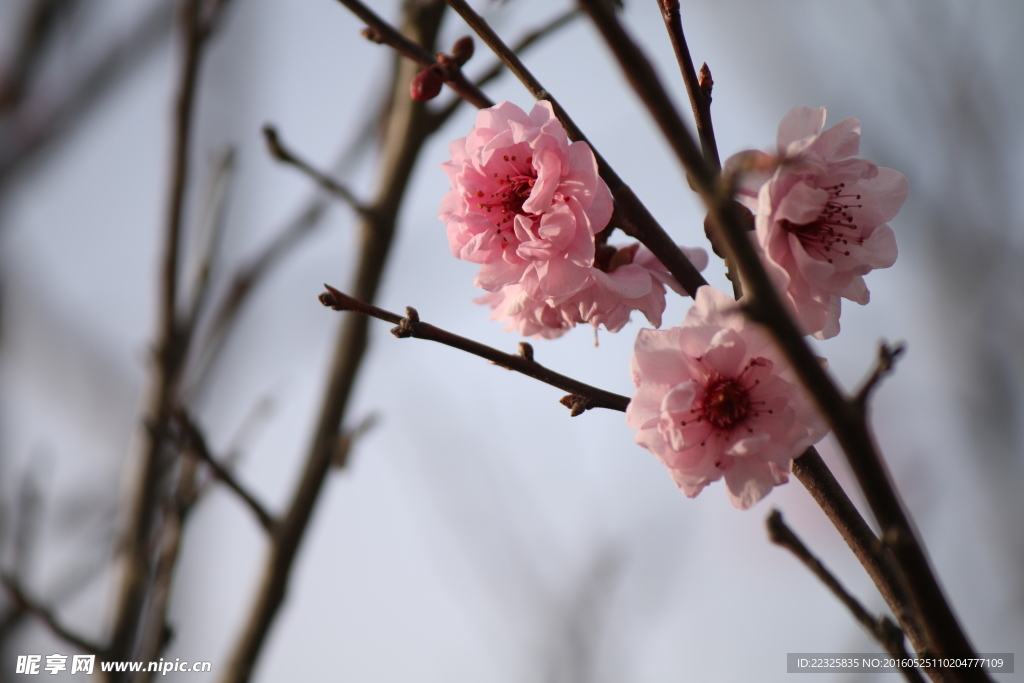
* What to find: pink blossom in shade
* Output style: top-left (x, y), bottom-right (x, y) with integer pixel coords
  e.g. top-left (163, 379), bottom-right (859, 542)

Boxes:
top-left (571, 243), bottom-right (709, 333)
top-left (626, 286), bottom-right (828, 509)
top-left (439, 101), bottom-right (614, 300)
top-left (476, 243), bottom-right (709, 339)
top-left (474, 284), bottom-right (577, 340)
top-left (725, 106), bottom-right (909, 339)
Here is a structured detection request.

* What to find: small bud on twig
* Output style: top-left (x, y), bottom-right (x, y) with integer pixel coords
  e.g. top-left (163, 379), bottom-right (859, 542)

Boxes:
top-left (518, 342), bottom-right (534, 362)
top-left (698, 62), bottom-right (713, 101)
top-left (451, 36), bottom-right (474, 66)
top-left (360, 26), bottom-right (383, 43)
top-left (410, 66), bottom-right (443, 101)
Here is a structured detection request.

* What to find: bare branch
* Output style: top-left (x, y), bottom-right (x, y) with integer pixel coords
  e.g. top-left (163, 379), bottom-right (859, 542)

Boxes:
top-left (262, 125), bottom-right (369, 215)
top-left (854, 341), bottom-right (906, 410)
top-left (767, 510), bottom-right (925, 683)
top-left (657, 0), bottom-right (720, 172)
top-left (0, 573), bottom-right (105, 656)
top-left (319, 285), bottom-right (631, 414)
top-left (0, 0), bottom-right (177, 190)
top-left (109, 0), bottom-right (236, 668)
top-left (172, 411), bottom-right (276, 532)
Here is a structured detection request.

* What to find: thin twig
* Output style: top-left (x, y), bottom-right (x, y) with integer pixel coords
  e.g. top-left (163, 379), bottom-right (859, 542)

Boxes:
top-left (109, 0), bottom-right (234, 669)
top-left (172, 411), bottom-right (276, 532)
top-left (767, 510), bottom-right (926, 683)
top-left (0, 0), bottom-right (177, 191)
top-left (854, 341), bottom-right (906, 410)
top-left (0, 573), bottom-right (106, 656)
top-left (790, 448), bottom-right (928, 655)
top-left (220, 3), bottom-right (448, 680)
top-left (657, 0), bottom-right (719, 172)
top-left (431, 8), bottom-right (581, 128)
top-left (577, 0), bottom-right (985, 675)
top-left (319, 285), bottom-right (631, 414)
top-left (181, 147), bottom-right (236, 346)
top-left (442, 0), bottom-right (708, 298)
top-left (262, 125), bottom-right (370, 215)
top-left (333, 0), bottom-right (492, 108)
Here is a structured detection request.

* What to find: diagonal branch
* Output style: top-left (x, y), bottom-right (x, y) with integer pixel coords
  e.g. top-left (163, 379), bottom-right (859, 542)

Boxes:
top-left (430, 8), bottom-right (581, 129)
top-left (437, 0), bottom-right (708, 299)
top-left (767, 510), bottom-right (925, 683)
top-left (319, 285), bottom-right (630, 414)
top-left (262, 125), bottom-right (370, 215)
top-left (172, 410), bottom-right (276, 532)
top-left (577, 0), bottom-right (985, 675)
top-left (333, 0), bottom-right (491, 108)
top-left (1, 573), bottom-right (106, 656)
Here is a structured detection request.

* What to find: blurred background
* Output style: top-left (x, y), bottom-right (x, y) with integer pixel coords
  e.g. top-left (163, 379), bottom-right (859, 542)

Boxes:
top-left (0, 0), bottom-right (1021, 680)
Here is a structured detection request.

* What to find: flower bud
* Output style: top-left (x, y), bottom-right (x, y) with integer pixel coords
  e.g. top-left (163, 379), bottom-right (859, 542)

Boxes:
top-left (451, 36), bottom-right (474, 66)
top-left (410, 66), bottom-right (443, 101)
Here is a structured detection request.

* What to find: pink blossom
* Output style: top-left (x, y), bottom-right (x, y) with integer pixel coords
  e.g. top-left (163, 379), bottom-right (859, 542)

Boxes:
top-left (626, 286), bottom-right (828, 509)
top-left (726, 107), bottom-right (909, 339)
top-left (440, 101), bottom-right (613, 300)
top-left (476, 243), bottom-right (708, 339)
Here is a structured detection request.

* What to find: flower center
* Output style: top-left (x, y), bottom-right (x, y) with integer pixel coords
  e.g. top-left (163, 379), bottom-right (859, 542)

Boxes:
top-left (779, 183), bottom-right (864, 263)
top-left (473, 155), bottom-right (537, 229)
top-left (699, 374), bottom-right (752, 430)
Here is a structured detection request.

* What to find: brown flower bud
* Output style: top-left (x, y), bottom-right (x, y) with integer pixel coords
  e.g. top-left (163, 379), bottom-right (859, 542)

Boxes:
top-left (409, 66), bottom-right (443, 101)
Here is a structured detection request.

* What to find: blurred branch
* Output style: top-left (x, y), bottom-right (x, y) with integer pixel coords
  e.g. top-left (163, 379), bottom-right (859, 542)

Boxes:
top-left (182, 147), bottom-right (237, 346)
top-left (767, 510), bottom-right (925, 683)
top-left (577, 0), bottom-right (985, 674)
top-left (172, 410), bottom-right (276, 532)
top-left (0, 0), bottom-right (177, 191)
top-left (319, 285), bottom-right (631, 414)
top-left (441, 0), bottom-right (708, 299)
top-left (0, 0), bottom-right (78, 115)
top-left (262, 125), bottom-right (369, 215)
top-left (220, 2), bottom-right (448, 680)
top-left (109, 0), bottom-right (235, 670)
top-left (0, 573), bottom-right (105, 656)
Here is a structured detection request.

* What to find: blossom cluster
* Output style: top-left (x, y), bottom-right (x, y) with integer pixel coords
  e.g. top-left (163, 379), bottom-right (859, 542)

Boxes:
top-left (437, 103), bottom-right (906, 509)
top-left (439, 101), bottom-right (707, 338)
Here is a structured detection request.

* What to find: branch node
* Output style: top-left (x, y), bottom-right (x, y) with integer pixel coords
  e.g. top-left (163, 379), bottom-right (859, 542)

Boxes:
top-left (517, 341), bottom-right (534, 362)
top-left (360, 26), bottom-right (383, 43)
top-left (404, 306), bottom-right (420, 323)
top-left (559, 394), bottom-right (591, 416)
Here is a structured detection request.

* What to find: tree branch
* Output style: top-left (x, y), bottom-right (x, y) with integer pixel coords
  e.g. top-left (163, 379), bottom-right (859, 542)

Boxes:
top-left (657, 0), bottom-right (719, 172)
top-left (439, 0), bottom-right (707, 298)
top-left (262, 125), bottom-right (369, 215)
top-left (333, 0), bottom-right (492, 108)
top-left (219, 3), bottom-right (448, 680)
top-left (766, 510), bottom-right (925, 683)
top-left (0, 573), bottom-right (106, 656)
top-left (577, 0), bottom-right (985, 675)
top-left (172, 410), bottom-right (276, 532)
top-left (319, 285), bottom-right (630, 414)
